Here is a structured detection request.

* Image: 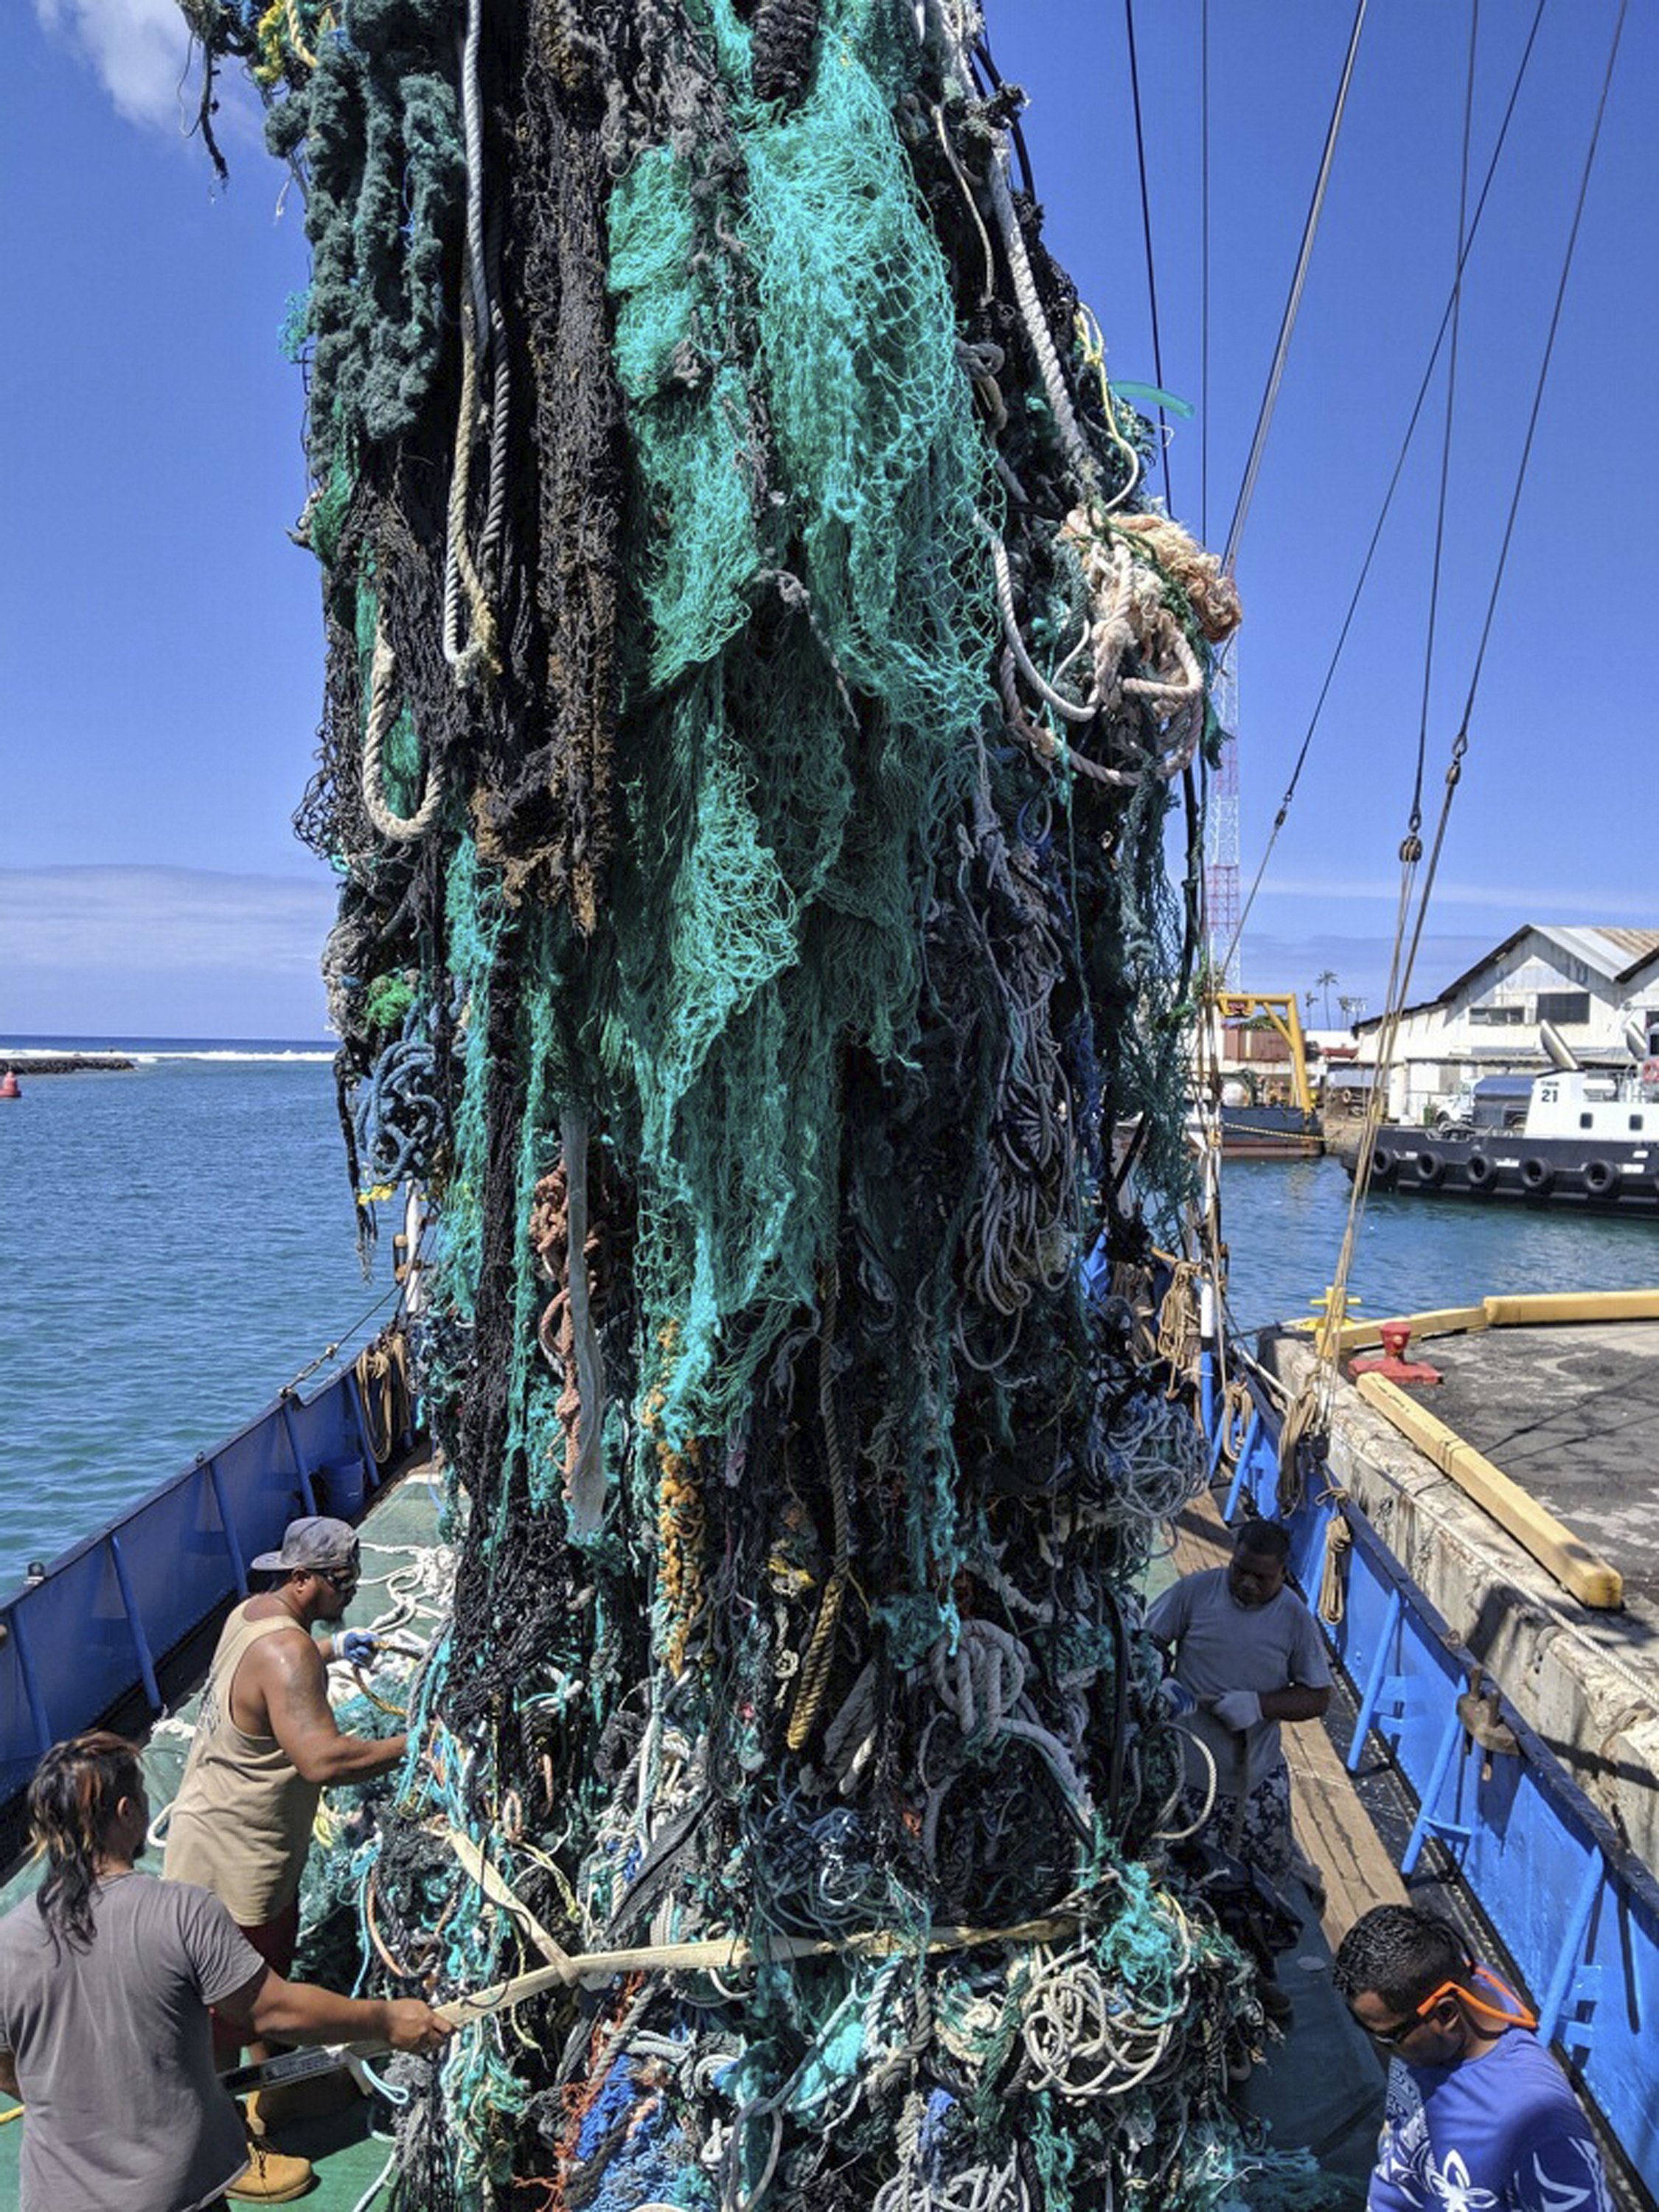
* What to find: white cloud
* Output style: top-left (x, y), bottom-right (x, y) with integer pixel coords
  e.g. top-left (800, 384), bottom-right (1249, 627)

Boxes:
top-left (0, 865), bottom-right (340, 1034)
top-left (1, 864), bottom-right (333, 968)
top-left (1255, 875), bottom-right (1655, 918)
top-left (35, 0), bottom-right (195, 133)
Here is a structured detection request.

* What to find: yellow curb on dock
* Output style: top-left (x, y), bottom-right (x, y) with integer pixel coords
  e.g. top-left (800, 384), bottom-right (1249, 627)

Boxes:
top-left (1480, 1290), bottom-right (1659, 1327)
top-left (1353, 1374), bottom-right (1624, 1610)
top-left (1291, 1287), bottom-right (1659, 1357)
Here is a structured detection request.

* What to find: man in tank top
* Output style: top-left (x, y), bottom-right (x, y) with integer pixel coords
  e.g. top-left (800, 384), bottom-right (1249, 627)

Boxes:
top-left (164, 1517), bottom-right (407, 2046)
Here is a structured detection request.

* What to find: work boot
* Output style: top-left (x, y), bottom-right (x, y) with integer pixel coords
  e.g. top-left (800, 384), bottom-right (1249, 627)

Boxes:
top-left (226, 2135), bottom-right (314, 2203)
top-left (247, 2069), bottom-right (358, 2130)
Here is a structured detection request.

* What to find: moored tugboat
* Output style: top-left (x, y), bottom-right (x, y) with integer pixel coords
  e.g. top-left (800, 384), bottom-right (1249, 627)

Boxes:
top-left (1351, 1023), bottom-right (1659, 1215)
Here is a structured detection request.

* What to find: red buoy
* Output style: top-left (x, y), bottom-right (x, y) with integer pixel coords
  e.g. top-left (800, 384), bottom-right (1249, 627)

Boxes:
top-left (0, 1071), bottom-right (21, 1099)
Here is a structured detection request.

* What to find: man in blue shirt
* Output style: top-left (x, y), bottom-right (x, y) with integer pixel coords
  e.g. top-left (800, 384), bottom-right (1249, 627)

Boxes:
top-left (1335, 1906), bottom-right (1613, 2212)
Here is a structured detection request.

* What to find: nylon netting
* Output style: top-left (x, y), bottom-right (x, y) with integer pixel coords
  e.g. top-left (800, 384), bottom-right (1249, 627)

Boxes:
top-left (180, 1), bottom-right (1309, 2205)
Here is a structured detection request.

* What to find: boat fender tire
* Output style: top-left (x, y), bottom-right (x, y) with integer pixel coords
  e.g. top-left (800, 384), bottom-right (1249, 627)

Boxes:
top-left (1371, 1147), bottom-right (1394, 1180)
top-left (1583, 1159), bottom-right (1618, 1198)
top-left (1415, 1152), bottom-right (1444, 1189)
top-left (1520, 1157), bottom-right (1553, 1194)
top-left (1464, 1152), bottom-right (1495, 1191)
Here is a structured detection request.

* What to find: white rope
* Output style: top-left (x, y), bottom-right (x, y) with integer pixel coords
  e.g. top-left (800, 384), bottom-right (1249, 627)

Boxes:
top-left (984, 156), bottom-right (1095, 491)
top-left (1151, 1723), bottom-right (1217, 1844)
top-left (362, 624), bottom-right (447, 841)
top-left (1019, 1945), bottom-right (1174, 2099)
top-left (440, 0), bottom-right (501, 688)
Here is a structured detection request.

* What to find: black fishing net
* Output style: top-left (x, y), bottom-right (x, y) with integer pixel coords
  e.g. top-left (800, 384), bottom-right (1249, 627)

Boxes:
top-left (178, 3), bottom-right (1304, 2207)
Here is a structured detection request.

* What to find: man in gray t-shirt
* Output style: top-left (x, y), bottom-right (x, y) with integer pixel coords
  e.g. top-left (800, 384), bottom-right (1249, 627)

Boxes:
top-left (0, 1870), bottom-right (261, 2211)
top-left (1146, 1517), bottom-right (1333, 1894)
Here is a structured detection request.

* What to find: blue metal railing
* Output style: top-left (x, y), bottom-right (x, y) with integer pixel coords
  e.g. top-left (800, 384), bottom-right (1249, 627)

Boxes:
top-left (1213, 1363), bottom-right (1659, 2200)
top-left (0, 1346), bottom-right (414, 1830)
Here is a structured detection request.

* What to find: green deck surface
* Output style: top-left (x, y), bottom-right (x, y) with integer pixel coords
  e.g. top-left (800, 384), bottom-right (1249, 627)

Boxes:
top-left (1, 1470), bottom-right (448, 2210)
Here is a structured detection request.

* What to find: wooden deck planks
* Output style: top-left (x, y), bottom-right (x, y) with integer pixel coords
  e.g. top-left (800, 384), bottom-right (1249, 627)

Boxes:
top-left (1164, 1484), bottom-right (1408, 1945)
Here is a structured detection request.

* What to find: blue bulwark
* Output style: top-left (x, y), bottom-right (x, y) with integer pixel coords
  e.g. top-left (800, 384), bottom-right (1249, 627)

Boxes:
top-left (0, 1354), bottom-right (409, 1859)
top-left (1220, 1379), bottom-right (1659, 2199)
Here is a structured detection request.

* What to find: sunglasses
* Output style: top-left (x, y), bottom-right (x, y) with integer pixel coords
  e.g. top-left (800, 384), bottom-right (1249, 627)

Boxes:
top-left (1363, 2000), bottom-right (1447, 2048)
top-left (1362, 1965), bottom-right (1537, 2048)
top-left (318, 1559), bottom-right (361, 1589)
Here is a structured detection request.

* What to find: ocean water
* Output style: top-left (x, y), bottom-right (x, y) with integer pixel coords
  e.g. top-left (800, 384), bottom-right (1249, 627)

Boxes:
top-left (1214, 1153), bottom-right (1658, 1339)
top-left (0, 1045), bottom-right (393, 1587)
top-left (1, 1051), bottom-right (1653, 1591)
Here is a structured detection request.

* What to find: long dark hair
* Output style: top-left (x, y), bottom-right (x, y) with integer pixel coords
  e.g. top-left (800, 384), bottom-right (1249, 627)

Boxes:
top-left (29, 1733), bottom-right (145, 1954)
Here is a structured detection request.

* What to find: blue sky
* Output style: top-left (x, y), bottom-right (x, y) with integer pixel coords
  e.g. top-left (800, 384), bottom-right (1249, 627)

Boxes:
top-left (2, 0), bottom-right (1653, 1038)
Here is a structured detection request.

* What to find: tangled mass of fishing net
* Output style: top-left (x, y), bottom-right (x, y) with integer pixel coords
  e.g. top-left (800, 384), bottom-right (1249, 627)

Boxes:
top-left (178, 0), bottom-right (1301, 2204)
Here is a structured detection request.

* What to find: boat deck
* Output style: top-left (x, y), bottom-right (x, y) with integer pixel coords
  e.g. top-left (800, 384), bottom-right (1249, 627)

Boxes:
top-left (1262, 1301), bottom-right (1659, 1895)
top-left (1166, 1489), bottom-right (1410, 1949)
top-left (1152, 1486), bottom-right (1400, 2205)
top-left (0, 1464), bottom-right (1413, 2210)
top-left (0, 1465), bottom-right (451, 2212)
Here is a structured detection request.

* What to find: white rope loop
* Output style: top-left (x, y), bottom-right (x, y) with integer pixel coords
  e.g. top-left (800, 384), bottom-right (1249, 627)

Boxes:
top-left (362, 620), bottom-right (447, 841)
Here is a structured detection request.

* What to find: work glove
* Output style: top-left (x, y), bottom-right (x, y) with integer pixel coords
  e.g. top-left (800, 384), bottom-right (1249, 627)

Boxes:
top-left (1157, 1675), bottom-right (1196, 1718)
top-left (340, 1630), bottom-right (379, 1667)
top-left (1207, 1688), bottom-right (1262, 1733)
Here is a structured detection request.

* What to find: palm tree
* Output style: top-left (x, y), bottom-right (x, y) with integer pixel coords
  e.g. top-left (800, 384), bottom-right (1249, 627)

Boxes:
top-left (1314, 968), bottom-right (1338, 1026)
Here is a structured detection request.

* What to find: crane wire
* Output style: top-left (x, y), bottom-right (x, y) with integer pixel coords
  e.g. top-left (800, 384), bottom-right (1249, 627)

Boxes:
top-left (1450, 0), bottom-right (1627, 734)
top-left (1311, 0), bottom-right (1628, 1428)
top-left (1199, 0), bottom-right (1365, 1003)
top-left (1303, 8), bottom-right (1484, 1430)
top-left (1407, 0), bottom-right (1480, 841)
top-left (1220, 0), bottom-right (1368, 580)
top-left (1200, 0), bottom-right (1211, 548)
top-left (1122, 0), bottom-right (1174, 515)
top-left (1220, 0), bottom-right (1548, 979)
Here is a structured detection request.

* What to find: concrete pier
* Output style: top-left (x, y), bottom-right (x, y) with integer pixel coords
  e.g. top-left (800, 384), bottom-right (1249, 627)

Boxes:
top-left (1259, 1306), bottom-right (1659, 1868)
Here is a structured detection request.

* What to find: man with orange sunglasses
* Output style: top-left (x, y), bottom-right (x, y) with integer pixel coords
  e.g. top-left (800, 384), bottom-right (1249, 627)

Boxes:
top-left (1334, 1907), bottom-right (1612, 2212)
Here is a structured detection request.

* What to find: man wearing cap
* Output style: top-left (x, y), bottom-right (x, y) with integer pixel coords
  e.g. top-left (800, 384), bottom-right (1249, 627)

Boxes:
top-left (164, 1517), bottom-right (405, 2007)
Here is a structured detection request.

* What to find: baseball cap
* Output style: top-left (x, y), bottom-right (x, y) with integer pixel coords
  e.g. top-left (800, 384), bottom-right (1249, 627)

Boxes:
top-left (250, 1516), bottom-right (360, 1576)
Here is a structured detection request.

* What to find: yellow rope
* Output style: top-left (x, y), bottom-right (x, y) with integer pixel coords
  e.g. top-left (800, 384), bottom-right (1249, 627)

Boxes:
top-left (285, 0), bottom-right (321, 67)
top-left (644, 1324), bottom-right (706, 1677)
top-left (1154, 1257), bottom-right (1203, 1397)
top-left (347, 1669), bottom-right (408, 1720)
top-left (787, 1267), bottom-right (852, 1752)
top-left (1073, 305), bottom-right (1141, 514)
top-left (251, 0), bottom-right (325, 83)
top-left (1214, 1375), bottom-right (1253, 1472)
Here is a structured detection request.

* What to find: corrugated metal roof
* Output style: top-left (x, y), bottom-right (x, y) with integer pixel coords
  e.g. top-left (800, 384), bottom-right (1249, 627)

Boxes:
top-left (1543, 925), bottom-right (1659, 980)
top-left (1599, 928), bottom-right (1659, 977)
top-left (1353, 923), bottom-right (1659, 1030)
